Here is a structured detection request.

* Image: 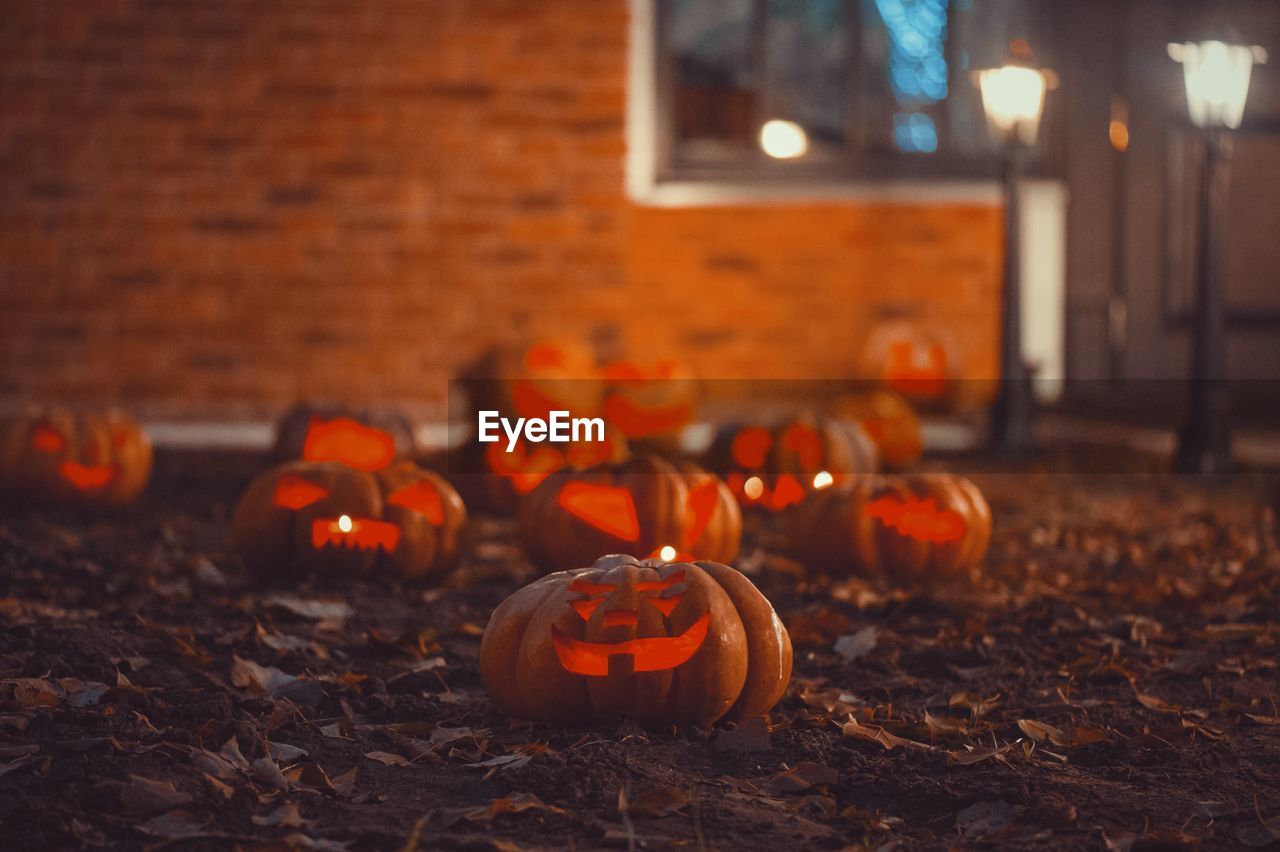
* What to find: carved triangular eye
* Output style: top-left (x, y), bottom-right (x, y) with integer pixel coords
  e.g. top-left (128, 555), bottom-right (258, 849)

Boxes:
top-left (31, 424), bottom-right (66, 453)
top-left (386, 479), bottom-right (444, 524)
top-left (730, 427), bottom-right (772, 469)
top-left (558, 483), bottom-right (639, 541)
top-left (301, 417), bottom-right (396, 472)
top-left (273, 474), bottom-right (330, 509)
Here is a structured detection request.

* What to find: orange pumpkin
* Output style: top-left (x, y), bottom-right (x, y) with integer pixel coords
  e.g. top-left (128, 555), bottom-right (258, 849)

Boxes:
top-left (0, 407), bottom-right (152, 506)
top-left (231, 459), bottom-right (466, 582)
top-left (786, 474), bottom-right (990, 581)
top-left (860, 320), bottom-right (958, 409)
top-left (834, 390), bottom-right (923, 469)
top-left (273, 404), bottom-right (415, 472)
top-left (462, 340), bottom-right (604, 425)
top-left (518, 456), bottom-right (741, 573)
top-left (600, 358), bottom-right (698, 454)
top-left (480, 554), bottom-right (792, 726)
top-left (706, 417), bottom-right (878, 512)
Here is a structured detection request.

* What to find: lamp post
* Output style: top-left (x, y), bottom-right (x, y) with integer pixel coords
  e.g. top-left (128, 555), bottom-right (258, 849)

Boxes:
top-left (978, 61), bottom-right (1050, 457)
top-left (1168, 40), bottom-right (1267, 474)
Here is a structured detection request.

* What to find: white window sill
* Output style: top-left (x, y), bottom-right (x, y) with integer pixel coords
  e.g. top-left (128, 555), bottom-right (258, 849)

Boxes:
top-left (629, 179), bottom-right (1005, 208)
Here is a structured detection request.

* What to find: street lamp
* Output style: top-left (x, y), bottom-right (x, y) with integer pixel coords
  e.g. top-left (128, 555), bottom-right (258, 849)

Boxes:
top-left (1168, 39), bottom-right (1267, 473)
top-left (977, 56), bottom-right (1051, 457)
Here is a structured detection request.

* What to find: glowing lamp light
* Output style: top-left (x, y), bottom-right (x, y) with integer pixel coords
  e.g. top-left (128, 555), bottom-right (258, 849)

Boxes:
top-left (977, 65), bottom-right (1048, 146)
top-left (743, 476), bottom-right (765, 501)
top-left (812, 470), bottom-right (835, 490)
top-left (337, 514), bottom-right (353, 533)
top-left (1168, 41), bottom-right (1267, 129)
top-left (759, 119), bottom-right (808, 159)
top-left (658, 545), bottom-right (677, 562)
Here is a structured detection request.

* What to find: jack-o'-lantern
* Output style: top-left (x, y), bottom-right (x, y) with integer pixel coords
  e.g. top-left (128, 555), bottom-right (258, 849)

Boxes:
top-left (449, 425), bottom-right (631, 516)
top-left (480, 554), bottom-right (792, 726)
top-left (600, 359), bottom-right (698, 454)
top-left (518, 456), bottom-right (741, 573)
top-left (273, 404), bottom-right (415, 471)
top-left (860, 320), bottom-right (958, 409)
top-left (463, 340), bottom-right (604, 426)
top-left (0, 407), bottom-right (152, 506)
top-left (785, 473), bottom-right (990, 581)
top-left (834, 390), bottom-right (923, 469)
top-left (231, 459), bottom-right (466, 582)
top-left (706, 417), bottom-right (878, 512)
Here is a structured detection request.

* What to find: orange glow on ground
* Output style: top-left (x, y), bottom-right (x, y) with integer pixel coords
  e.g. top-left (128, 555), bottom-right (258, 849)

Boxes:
top-left (272, 474), bottom-right (330, 509)
top-left (58, 461), bottom-right (118, 490)
top-left (557, 482), bottom-right (640, 541)
top-left (551, 612), bottom-right (710, 676)
top-left (310, 515), bottom-right (401, 551)
top-left (866, 495), bottom-right (966, 543)
top-left (301, 417), bottom-right (397, 472)
top-left (386, 479), bottom-right (444, 524)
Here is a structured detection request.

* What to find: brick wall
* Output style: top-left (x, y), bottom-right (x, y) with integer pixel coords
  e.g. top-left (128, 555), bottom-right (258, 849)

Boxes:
top-left (0, 0), bottom-right (1001, 420)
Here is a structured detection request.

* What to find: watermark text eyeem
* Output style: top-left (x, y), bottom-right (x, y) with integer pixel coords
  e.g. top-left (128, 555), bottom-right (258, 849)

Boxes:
top-left (477, 410), bottom-right (605, 451)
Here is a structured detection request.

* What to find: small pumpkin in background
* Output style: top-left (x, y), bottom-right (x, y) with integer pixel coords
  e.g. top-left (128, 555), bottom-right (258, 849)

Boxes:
top-left (706, 416), bottom-right (878, 512)
top-left (600, 358), bottom-right (698, 454)
top-left (785, 473), bottom-right (990, 582)
top-left (273, 403), bottom-right (415, 472)
top-left (0, 407), bottom-right (152, 506)
top-left (518, 455), bottom-right (741, 573)
top-left (859, 319), bottom-right (958, 410)
top-left (834, 390), bottom-right (923, 469)
top-left (480, 554), bottom-right (792, 727)
top-left (231, 459), bottom-right (466, 582)
top-left (462, 340), bottom-right (605, 426)
top-left (448, 424), bottom-right (630, 516)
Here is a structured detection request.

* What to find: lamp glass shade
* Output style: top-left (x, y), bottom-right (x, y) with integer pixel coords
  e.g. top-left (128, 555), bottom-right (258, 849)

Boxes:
top-left (978, 65), bottom-right (1047, 146)
top-left (1168, 40), bottom-right (1265, 129)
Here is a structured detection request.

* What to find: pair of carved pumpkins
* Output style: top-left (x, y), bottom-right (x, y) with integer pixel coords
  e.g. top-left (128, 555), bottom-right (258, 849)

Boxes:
top-left (786, 473), bottom-right (991, 581)
top-left (481, 554), bottom-right (792, 726)
top-left (707, 417), bottom-right (878, 512)
top-left (518, 456), bottom-right (741, 573)
top-left (0, 407), bottom-right (152, 506)
top-left (232, 459), bottom-right (466, 582)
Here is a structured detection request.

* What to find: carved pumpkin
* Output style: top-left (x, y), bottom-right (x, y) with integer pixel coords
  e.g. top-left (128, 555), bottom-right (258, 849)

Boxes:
top-left (860, 320), bottom-right (958, 409)
top-left (0, 407), bottom-right (152, 506)
top-left (463, 340), bottom-right (604, 427)
top-left (231, 459), bottom-right (466, 582)
top-left (480, 554), bottom-right (792, 726)
top-left (273, 404), bottom-right (415, 471)
top-left (448, 425), bottom-right (631, 516)
top-left (785, 474), bottom-right (990, 581)
top-left (706, 417), bottom-right (878, 512)
top-left (518, 456), bottom-right (741, 573)
top-left (600, 359), bottom-right (698, 453)
top-left (834, 390), bottom-right (923, 469)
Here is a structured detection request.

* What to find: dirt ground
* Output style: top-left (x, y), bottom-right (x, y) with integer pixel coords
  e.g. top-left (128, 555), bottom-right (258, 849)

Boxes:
top-left (2, 448), bottom-right (1279, 850)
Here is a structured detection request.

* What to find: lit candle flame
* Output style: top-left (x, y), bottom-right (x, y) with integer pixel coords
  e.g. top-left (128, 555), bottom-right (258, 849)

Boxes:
top-left (743, 476), bottom-right (765, 500)
top-left (337, 514), bottom-right (353, 533)
top-left (658, 545), bottom-right (677, 562)
top-left (812, 470), bottom-right (834, 490)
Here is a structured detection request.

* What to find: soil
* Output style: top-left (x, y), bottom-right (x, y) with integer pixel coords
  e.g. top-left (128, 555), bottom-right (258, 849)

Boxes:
top-left (2, 449), bottom-right (1279, 850)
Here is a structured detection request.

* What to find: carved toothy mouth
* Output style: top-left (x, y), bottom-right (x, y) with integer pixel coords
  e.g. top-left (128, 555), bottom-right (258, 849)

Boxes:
top-left (551, 612), bottom-right (710, 676)
top-left (310, 515), bottom-right (401, 552)
top-left (59, 462), bottom-right (120, 490)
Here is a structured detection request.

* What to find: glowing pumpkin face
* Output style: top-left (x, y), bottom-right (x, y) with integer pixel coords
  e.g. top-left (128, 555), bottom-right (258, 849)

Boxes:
top-left (709, 419), bottom-right (878, 513)
top-left (231, 459), bottom-right (466, 582)
top-left (0, 408), bottom-right (152, 506)
top-left (272, 404), bottom-right (415, 470)
top-left (480, 554), bottom-right (793, 727)
top-left (518, 456), bottom-right (741, 574)
top-left (599, 359), bottom-right (698, 451)
top-left (860, 321), bottom-right (958, 407)
top-left (785, 473), bottom-right (991, 581)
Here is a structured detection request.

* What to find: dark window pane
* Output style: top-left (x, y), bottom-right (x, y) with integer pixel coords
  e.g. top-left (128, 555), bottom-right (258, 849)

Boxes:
top-left (670, 0), bottom-right (758, 146)
top-left (763, 0), bottom-right (850, 147)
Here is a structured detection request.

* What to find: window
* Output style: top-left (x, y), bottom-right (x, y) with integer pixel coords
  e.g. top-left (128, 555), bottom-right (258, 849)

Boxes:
top-left (651, 0), bottom-right (1052, 184)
